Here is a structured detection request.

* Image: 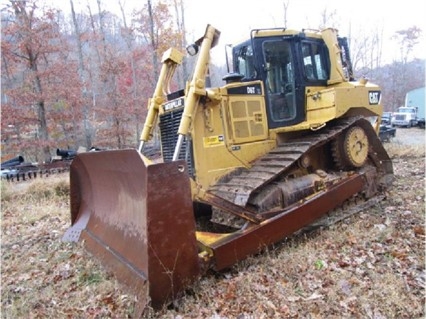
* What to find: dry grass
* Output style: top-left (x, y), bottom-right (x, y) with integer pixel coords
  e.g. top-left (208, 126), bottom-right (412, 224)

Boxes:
top-left (1, 128), bottom-right (425, 318)
top-left (1, 175), bottom-right (136, 318)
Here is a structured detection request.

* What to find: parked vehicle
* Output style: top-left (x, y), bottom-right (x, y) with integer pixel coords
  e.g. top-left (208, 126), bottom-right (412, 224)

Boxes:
top-left (402, 87), bottom-right (425, 128)
top-left (381, 111), bottom-right (393, 125)
top-left (418, 117), bottom-right (425, 129)
top-left (379, 124), bottom-right (396, 142)
top-left (392, 106), bottom-right (418, 127)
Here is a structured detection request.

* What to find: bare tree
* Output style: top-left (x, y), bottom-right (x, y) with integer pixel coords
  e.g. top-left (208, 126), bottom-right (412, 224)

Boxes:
top-left (70, 0), bottom-right (94, 148)
top-left (147, 0), bottom-right (159, 82)
top-left (345, 24), bottom-right (384, 73)
top-left (96, 0), bottom-right (108, 57)
top-left (173, 0), bottom-right (188, 86)
top-left (119, 0), bottom-right (143, 145)
top-left (317, 7), bottom-right (338, 30)
top-left (133, 0), bottom-right (181, 88)
top-left (282, 0), bottom-right (290, 28)
top-left (392, 26), bottom-right (422, 64)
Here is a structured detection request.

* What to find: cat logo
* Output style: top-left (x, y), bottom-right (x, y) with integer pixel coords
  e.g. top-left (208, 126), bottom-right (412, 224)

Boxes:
top-left (368, 91), bottom-right (381, 105)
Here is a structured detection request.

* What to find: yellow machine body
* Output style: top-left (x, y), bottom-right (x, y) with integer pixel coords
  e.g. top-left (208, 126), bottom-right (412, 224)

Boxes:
top-left (64, 25), bottom-right (392, 311)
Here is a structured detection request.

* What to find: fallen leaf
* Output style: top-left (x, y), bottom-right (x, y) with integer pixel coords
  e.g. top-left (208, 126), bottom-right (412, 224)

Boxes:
top-left (413, 225), bottom-right (425, 236)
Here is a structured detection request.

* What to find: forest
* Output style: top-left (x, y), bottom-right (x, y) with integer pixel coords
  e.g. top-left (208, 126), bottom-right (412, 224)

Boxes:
top-left (1, 0), bottom-right (425, 163)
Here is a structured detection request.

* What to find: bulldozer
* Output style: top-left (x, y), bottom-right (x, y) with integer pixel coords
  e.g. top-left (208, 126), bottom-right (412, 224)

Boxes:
top-left (63, 25), bottom-right (393, 311)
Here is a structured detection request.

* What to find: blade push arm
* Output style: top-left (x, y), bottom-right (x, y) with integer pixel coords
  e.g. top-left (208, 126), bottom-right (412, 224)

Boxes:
top-left (138, 48), bottom-right (184, 152)
top-left (172, 25), bottom-right (221, 161)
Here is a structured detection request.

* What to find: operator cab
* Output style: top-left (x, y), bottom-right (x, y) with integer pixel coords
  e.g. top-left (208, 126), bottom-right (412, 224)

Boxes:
top-left (228, 30), bottom-right (333, 129)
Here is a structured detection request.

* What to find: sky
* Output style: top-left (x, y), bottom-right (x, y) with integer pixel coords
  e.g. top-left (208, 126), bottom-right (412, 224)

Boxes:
top-left (3, 0), bottom-right (426, 66)
top-left (181, 0), bottom-right (426, 65)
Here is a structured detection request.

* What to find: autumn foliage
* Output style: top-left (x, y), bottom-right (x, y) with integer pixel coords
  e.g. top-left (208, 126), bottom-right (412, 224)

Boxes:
top-left (1, 0), bottom-right (424, 164)
top-left (1, 0), bottom-right (185, 163)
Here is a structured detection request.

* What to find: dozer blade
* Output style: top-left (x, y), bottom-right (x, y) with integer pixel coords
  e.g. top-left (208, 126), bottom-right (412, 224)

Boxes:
top-left (63, 149), bottom-right (200, 310)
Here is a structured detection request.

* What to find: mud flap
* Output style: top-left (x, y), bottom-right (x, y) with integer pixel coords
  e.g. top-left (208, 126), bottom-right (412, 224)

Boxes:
top-left (63, 149), bottom-right (200, 310)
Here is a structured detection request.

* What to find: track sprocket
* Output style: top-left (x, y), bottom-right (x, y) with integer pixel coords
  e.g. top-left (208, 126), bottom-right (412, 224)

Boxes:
top-left (333, 125), bottom-right (369, 169)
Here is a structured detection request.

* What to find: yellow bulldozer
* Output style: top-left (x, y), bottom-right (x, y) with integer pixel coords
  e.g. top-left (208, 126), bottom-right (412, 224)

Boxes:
top-left (63, 25), bottom-right (393, 310)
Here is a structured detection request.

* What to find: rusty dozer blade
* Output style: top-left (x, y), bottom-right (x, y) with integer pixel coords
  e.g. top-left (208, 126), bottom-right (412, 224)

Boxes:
top-left (63, 149), bottom-right (200, 310)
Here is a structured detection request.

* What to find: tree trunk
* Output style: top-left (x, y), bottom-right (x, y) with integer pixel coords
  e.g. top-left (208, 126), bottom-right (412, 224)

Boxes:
top-left (32, 64), bottom-right (51, 162)
top-left (96, 0), bottom-right (108, 58)
top-left (12, 1), bottom-right (51, 162)
top-left (70, 0), bottom-right (93, 149)
top-left (282, 0), bottom-right (289, 28)
top-left (174, 0), bottom-right (188, 86)
top-left (147, 0), bottom-right (160, 146)
top-left (147, 0), bottom-right (159, 81)
top-left (119, 0), bottom-right (140, 146)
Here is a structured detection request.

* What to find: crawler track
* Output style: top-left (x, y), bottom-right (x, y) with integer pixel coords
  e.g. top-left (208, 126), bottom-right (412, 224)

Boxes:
top-left (208, 117), bottom-right (393, 208)
top-left (205, 117), bottom-right (393, 230)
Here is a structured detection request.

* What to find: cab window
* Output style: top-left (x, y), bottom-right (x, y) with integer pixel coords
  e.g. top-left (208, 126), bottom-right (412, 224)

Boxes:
top-left (234, 45), bottom-right (256, 80)
top-left (301, 42), bottom-right (328, 81)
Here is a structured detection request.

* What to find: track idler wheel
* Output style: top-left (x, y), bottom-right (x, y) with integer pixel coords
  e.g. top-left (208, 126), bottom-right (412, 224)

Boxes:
top-left (333, 126), bottom-right (369, 170)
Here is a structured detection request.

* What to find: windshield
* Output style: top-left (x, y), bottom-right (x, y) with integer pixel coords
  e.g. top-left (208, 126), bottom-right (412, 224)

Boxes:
top-left (398, 108), bottom-right (415, 114)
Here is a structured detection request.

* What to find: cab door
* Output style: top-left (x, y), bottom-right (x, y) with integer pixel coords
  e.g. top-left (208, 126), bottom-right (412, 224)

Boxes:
top-left (259, 39), bottom-right (303, 129)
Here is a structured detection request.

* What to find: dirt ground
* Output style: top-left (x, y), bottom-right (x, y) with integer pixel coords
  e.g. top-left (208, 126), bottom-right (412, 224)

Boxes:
top-left (1, 127), bottom-right (425, 318)
top-left (392, 126), bottom-right (425, 146)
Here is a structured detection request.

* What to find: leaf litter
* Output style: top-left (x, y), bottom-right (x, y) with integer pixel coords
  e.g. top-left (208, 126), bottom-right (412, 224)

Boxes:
top-left (1, 128), bottom-right (424, 318)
